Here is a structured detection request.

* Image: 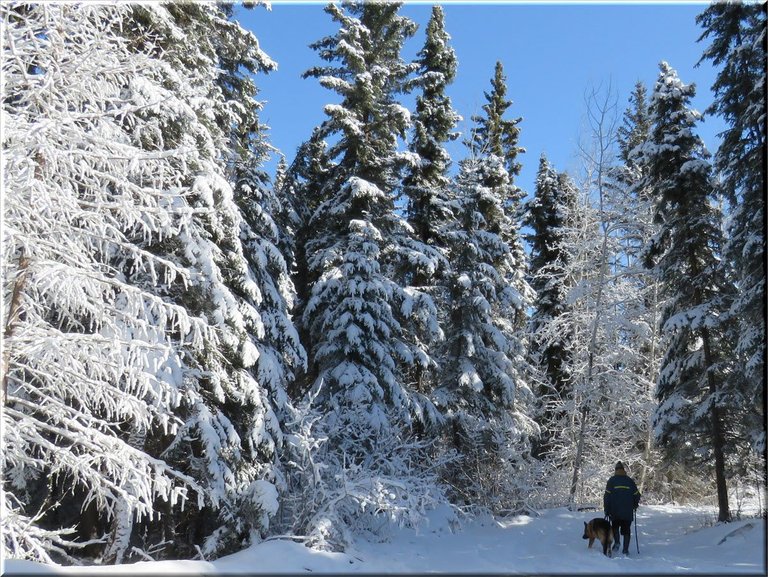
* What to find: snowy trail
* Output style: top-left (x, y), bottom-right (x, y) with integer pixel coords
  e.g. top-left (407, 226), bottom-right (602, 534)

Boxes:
top-left (4, 505), bottom-right (765, 574)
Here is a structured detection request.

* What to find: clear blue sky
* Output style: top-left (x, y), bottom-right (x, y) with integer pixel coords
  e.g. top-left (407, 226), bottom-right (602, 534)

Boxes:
top-left (235, 1), bottom-right (724, 198)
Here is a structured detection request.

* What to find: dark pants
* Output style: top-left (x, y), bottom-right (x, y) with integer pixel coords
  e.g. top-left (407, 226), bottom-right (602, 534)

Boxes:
top-left (611, 519), bottom-right (632, 551)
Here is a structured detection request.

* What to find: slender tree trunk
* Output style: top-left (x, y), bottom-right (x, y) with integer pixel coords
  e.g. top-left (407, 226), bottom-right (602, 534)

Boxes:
top-left (569, 404), bottom-right (589, 508)
top-left (568, 87), bottom-right (617, 505)
top-left (2, 249), bottom-right (29, 405)
top-left (639, 280), bottom-right (660, 494)
top-left (701, 326), bottom-right (731, 522)
top-left (568, 230), bottom-right (609, 506)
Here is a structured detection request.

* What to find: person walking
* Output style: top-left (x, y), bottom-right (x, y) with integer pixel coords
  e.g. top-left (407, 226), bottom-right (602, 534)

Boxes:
top-left (603, 461), bottom-right (641, 555)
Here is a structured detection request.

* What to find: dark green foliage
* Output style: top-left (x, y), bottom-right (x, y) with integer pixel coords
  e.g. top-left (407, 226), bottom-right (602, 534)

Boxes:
top-left (467, 61), bottom-right (524, 179)
top-left (617, 81), bottom-right (652, 167)
top-left (698, 1), bottom-right (766, 453)
top-left (403, 5), bottom-right (461, 248)
top-left (641, 62), bottom-right (736, 522)
top-left (524, 156), bottom-right (577, 454)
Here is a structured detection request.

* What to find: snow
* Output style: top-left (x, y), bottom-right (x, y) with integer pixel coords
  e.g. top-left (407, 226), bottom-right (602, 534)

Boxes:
top-left (5, 504), bottom-right (764, 575)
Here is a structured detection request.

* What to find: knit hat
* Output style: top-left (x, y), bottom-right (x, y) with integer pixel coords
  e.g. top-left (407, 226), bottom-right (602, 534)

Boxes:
top-left (615, 461), bottom-right (625, 472)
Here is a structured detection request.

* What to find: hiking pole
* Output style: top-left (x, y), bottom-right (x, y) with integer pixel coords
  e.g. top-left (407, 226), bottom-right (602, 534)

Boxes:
top-left (634, 508), bottom-right (640, 554)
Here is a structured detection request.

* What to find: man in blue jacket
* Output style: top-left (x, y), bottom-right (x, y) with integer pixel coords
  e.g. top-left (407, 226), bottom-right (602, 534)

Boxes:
top-left (603, 461), bottom-right (641, 555)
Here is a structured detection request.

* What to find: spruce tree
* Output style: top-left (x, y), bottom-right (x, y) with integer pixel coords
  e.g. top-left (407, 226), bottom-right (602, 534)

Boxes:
top-left (698, 1), bottom-right (766, 453)
top-left (294, 1), bottom-right (444, 547)
top-left (2, 4), bottom-right (212, 562)
top-left (617, 82), bottom-right (652, 167)
top-left (403, 5), bottom-right (461, 249)
top-left (280, 129), bottom-right (334, 364)
top-left (468, 61), bottom-right (524, 179)
top-left (468, 62), bottom-right (529, 329)
top-left (640, 62), bottom-right (736, 522)
top-left (524, 156), bottom-right (576, 455)
top-left (434, 64), bottom-right (535, 513)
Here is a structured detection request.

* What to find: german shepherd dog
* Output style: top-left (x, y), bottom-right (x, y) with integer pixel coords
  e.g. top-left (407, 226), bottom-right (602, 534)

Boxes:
top-left (582, 517), bottom-right (613, 557)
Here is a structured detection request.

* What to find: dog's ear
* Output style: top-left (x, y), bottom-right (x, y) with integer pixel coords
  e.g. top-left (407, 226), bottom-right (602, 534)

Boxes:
top-left (583, 521), bottom-right (587, 528)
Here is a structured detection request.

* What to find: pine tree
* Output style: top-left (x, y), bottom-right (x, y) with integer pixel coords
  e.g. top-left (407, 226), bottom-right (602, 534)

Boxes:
top-left (698, 1), bottom-right (766, 454)
top-left (640, 62), bottom-right (737, 522)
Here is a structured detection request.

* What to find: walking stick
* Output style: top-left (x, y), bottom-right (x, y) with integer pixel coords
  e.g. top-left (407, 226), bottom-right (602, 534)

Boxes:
top-left (634, 508), bottom-right (640, 554)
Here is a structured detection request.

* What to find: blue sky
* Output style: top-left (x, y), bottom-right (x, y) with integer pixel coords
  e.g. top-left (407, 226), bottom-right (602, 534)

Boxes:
top-left (236, 2), bottom-right (724, 198)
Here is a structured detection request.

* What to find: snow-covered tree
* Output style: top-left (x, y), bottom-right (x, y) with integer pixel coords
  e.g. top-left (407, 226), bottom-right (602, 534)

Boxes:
top-left (398, 5), bottom-right (461, 396)
top-left (279, 129), bottom-right (334, 372)
top-left (524, 156), bottom-right (576, 458)
top-left (2, 4), bottom-right (209, 562)
top-left (433, 63), bottom-right (536, 514)
top-left (2, 2), bottom-right (301, 562)
top-left (698, 1), bottom-right (766, 454)
top-left (403, 5), bottom-right (461, 250)
top-left (528, 85), bottom-right (665, 507)
top-left (639, 62), bottom-right (737, 522)
top-left (607, 82), bottom-right (669, 495)
top-left (434, 156), bottom-right (537, 513)
top-left (114, 3), bottom-right (304, 558)
top-left (289, 1), bottom-right (445, 548)
top-left (466, 61), bottom-right (528, 326)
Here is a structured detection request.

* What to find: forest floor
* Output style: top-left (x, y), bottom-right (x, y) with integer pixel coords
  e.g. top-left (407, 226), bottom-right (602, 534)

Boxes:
top-left (4, 502), bottom-right (765, 575)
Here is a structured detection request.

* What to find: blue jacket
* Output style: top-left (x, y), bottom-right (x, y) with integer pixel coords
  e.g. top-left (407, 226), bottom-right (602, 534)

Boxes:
top-left (603, 472), bottom-right (640, 521)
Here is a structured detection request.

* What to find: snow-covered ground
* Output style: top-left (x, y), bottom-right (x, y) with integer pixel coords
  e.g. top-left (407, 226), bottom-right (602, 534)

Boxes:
top-left (4, 504), bottom-right (765, 574)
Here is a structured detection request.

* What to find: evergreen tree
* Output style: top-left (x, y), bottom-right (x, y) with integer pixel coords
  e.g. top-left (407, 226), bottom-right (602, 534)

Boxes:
top-left (117, 4), bottom-right (306, 558)
top-left (434, 156), bottom-right (537, 512)
top-left (2, 3), bottom-right (303, 562)
top-left (698, 1), bottom-right (766, 453)
top-left (279, 129), bottom-right (334, 373)
top-left (403, 5), bottom-right (461, 249)
top-left (292, 1), bottom-right (444, 548)
top-left (639, 62), bottom-right (737, 522)
top-left (467, 61), bottom-right (524, 179)
top-left (467, 62), bottom-right (528, 317)
top-left (617, 82), bottom-right (652, 167)
top-left (434, 64), bottom-right (535, 513)
top-left (400, 5), bottom-right (460, 396)
top-left (2, 4), bottom-right (210, 562)
top-left (524, 156), bottom-right (576, 456)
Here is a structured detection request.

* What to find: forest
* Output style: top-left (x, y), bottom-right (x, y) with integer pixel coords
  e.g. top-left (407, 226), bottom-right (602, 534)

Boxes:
top-left (1, 0), bottom-right (765, 566)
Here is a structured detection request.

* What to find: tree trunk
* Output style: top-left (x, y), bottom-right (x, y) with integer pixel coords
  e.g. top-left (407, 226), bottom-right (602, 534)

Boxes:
top-left (702, 326), bottom-right (731, 523)
top-left (569, 404), bottom-right (589, 508)
top-left (639, 280), bottom-right (660, 494)
top-left (2, 249), bottom-right (29, 405)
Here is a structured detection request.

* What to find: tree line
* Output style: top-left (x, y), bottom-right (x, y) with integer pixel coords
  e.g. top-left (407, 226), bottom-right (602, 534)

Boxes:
top-left (2, 0), bottom-right (764, 565)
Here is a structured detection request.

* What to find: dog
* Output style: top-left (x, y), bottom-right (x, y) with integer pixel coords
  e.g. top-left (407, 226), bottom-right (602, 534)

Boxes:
top-left (582, 517), bottom-right (613, 557)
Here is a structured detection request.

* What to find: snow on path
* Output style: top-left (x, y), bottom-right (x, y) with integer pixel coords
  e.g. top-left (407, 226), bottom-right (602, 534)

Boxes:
top-left (4, 505), bottom-right (765, 574)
